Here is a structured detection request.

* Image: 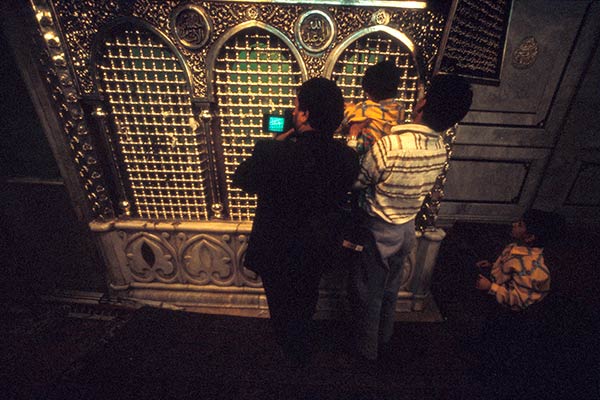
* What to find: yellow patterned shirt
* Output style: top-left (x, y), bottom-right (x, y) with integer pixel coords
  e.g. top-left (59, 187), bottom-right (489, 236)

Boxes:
top-left (343, 99), bottom-right (405, 155)
top-left (489, 243), bottom-right (551, 311)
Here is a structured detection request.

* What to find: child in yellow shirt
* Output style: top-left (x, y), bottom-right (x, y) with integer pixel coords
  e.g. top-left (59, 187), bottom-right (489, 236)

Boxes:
top-left (342, 60), bottom-right (405, 156)
top-left (475, 209), bottom-right (556, 310)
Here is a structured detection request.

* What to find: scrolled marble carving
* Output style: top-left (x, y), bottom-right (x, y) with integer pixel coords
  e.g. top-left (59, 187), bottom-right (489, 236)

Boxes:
top-left (236, 234), bottom-right (262, 288)
top-left (125, 232), bottom-right (178, 283)
top-left (179, 233), bottom-right (236, 286)
top-left (115, 228), bottom-right (263, 287)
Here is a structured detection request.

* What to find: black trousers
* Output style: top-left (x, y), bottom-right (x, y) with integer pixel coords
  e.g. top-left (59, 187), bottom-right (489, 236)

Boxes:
top-left (260, 265), bottom-right (322, 360)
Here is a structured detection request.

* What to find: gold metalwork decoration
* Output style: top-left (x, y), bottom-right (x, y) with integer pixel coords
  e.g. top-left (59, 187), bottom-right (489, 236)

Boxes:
top-left (371, 9), bottom-right (391, 25)
top-left (30, 0), bottom-right (115, 219)
top-left (120, 200), bottom-right (132, 216)
top-left (416, 126), bottom-right (456, 231)
top-left (199, 108), bottom-right (224, 219)
top-left (329, 30), bottom-right (420, 118)
top-left (96, 28), bottom-right (210, 220)
top-left (245, 6), bottom-right (259, 20)
top-left (50, 1), bottom-right (444, 98)
top-left (214, 28), bottom-right (303, 221)
top-left (211, 203), bottom-right (224, 219)
top-left (512, 36), bottom-right (539, 70)
top-left (332, 6), bottom-right (372, 37)
top-left (36, 0), bottom-right (455, 314)
top-left (304, 56), bottom-right (327, 79)
top-left (170, 4), bottom-right (213, 50)
top-left (295, 9), bottom-right (336, 54)
top-left (42, 0), bottom-right (447, 224)
top-left (332, 8), bottom-right (444, 78)
top-left (388, 10), bottom-right (445, 76)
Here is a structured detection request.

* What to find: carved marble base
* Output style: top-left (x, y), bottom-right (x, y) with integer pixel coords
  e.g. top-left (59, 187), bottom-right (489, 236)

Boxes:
top-left (90, 219), bottom-right (445, 318)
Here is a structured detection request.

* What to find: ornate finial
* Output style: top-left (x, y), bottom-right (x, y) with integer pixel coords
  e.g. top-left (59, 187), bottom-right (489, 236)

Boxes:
top-left (200, 109), bottom-right (212, 123)
top-left (120, 200), bottom-right (131, 217)
top-left (92, 105), bottom-right (106, 117)
top-left (211, 203), bottom-right (224, 219)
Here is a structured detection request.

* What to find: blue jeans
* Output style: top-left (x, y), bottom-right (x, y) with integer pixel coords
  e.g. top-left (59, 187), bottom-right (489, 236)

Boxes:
top-left (349, 216), bottom-right (416, 360)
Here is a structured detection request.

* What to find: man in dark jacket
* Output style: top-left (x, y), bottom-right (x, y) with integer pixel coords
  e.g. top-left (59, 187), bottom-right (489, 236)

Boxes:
top-left (232, 78), bottom-right (359, 365)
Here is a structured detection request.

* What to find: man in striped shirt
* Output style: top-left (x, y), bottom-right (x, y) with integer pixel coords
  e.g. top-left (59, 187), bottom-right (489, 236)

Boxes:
top-left (350, 74), bottom-right (473, 361)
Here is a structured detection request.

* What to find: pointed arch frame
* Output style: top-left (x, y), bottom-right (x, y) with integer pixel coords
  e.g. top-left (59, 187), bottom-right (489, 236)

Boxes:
top-left (205, 21), bottom-right (308, 103)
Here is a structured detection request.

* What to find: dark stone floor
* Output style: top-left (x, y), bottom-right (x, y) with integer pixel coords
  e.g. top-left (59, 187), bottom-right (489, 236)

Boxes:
top-left (2, 222), bottom-right (599, 400)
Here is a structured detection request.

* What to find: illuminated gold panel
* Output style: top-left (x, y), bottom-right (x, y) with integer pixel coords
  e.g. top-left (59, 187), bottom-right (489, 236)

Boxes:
top-left (97, 29), bottom-right (210, 220)
top-left (214, 29), bottom-right (303, 221)
top-left (332, 32), bottom-right (419, 118)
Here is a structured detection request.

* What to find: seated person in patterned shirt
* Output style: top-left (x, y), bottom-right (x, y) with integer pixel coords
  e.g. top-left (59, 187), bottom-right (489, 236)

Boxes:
top-left (342, 59), bottom-right (406, 156)
top-left (475, 209), bottom-right (559, 311)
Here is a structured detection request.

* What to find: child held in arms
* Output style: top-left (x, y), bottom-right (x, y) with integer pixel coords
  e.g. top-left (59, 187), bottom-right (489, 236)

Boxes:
top-left (342, 59), bottom-right (406, 156)
top-left (475, 209), bottom-right (559, 311)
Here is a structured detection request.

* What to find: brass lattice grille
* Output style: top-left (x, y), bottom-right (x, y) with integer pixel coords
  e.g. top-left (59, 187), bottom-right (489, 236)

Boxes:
top-left (98, 29), bottom-right (210, 220)
top-left (214, 29), bottom-right (303, 221)
top-left (332, 33), bottom-right (419, 118)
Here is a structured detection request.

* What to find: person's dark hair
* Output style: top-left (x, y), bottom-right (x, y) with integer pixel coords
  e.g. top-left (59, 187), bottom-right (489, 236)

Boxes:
top-left (522, 209), bottom-right (565, 248)
top-left (422, 74), bottom-right (473, 132)
top-left (362, 59), bottom-right (401, 101)
top-left (297, 77), bottom-right (344, 136)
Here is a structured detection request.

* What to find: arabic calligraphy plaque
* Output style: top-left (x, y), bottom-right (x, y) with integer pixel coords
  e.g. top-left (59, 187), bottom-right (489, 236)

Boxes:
top-left (295, 10), bottom-right (336, 54)
top-left (436, 0), bottom-right (512, 85)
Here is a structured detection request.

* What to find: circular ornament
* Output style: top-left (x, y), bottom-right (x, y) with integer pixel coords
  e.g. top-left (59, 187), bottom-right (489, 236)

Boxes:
top-left (295, 10), bottom-right (336, 54)
top-left (245, 6), bottom-right (259, 20)
top-left (371, 9), bottom-right (391, 26)
top-left (170, 4), bottom-right (213, 50)
top-left (512, 36), bottom-right (539, 69)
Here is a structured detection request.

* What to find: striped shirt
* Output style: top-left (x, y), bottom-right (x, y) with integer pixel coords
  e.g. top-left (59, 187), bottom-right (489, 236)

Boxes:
top-left (354, 124), bottom-right (447, 224)
top-left (489, 244), bottom-right (551, 311)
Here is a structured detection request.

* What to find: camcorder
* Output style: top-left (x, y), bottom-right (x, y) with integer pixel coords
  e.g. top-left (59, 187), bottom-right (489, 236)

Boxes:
top-left (262, 109), bottom-right (293, 135)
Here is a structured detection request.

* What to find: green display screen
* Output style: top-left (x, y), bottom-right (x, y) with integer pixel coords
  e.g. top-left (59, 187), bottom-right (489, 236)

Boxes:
top-left (267, 115), bottom-right (286, 133)
top-left (262, 114), bottom-right (290, 134)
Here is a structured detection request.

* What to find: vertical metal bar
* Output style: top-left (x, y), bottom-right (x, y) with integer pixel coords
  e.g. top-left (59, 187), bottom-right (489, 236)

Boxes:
top-left (89, 102), bottom-right (133, 217)
top-left (198, 107), bottom-right (224, 219)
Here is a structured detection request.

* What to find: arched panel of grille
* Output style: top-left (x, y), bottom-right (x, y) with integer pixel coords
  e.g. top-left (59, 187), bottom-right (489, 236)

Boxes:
top-left (212, 27), bottom-right (305, 222)
top-left (326, 27), bottom-right (423, 120)
top-left (94, 25), bottom-right (210, 220)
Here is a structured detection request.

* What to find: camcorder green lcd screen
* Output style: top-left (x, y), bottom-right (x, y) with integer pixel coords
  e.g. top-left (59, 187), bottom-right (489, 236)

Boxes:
top-left (262, 109), bottom-right (293, 135)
